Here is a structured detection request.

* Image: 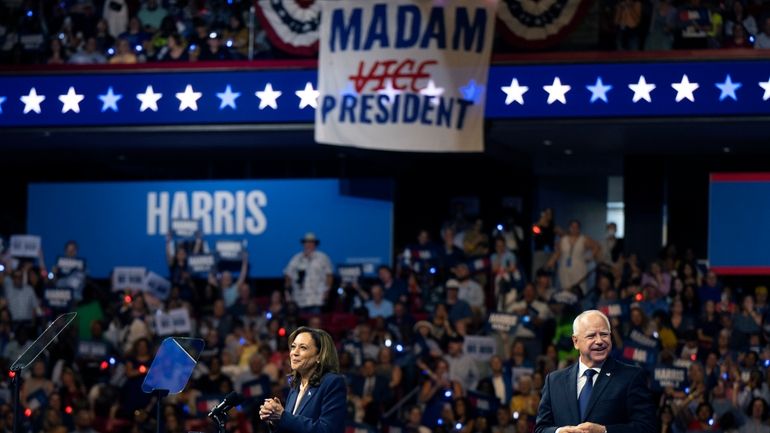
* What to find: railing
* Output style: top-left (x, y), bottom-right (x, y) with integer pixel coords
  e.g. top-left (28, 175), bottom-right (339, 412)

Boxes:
top-left (382, 385), bottom-right (421, 420)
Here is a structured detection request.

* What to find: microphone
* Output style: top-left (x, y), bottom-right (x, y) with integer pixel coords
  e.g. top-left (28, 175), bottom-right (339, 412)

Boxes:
top-left (208, 392), bottom-right (244, 418)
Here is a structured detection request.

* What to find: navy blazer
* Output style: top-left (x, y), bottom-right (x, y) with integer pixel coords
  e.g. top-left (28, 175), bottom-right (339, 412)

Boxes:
top-left (534, 357), bottom-right (656, 433)
top-left (274, 373), bottom-right (347, 433)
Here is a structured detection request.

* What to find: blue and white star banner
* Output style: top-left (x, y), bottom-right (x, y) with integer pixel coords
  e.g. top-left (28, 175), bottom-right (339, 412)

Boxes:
top-left (0, 70), bottom-right (317, 127)
top-left (3, 59), bottom-right (770, 129)
top-left (314, 0), bottom-right (498, 153)
top-left (489, 61), bottom-right (770, 118)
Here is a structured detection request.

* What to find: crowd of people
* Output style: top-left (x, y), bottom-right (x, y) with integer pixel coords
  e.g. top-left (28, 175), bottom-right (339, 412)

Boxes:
top-left (600, 0), bottom-right (770, 49)
top-left (0, 207), bottom-right (766, 433)
top-left (0, 0), bottom-right (272, 65)
top-left (2, 0), bottom-right (770, 65)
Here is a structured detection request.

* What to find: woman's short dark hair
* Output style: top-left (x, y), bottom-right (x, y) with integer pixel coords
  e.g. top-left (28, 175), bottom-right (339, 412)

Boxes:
top-left (287, 327), bottom-right (339, 389)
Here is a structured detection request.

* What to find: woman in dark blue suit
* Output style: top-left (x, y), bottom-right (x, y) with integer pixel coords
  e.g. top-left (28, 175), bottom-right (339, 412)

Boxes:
top-left (260, 327), bottom-right (347, 433)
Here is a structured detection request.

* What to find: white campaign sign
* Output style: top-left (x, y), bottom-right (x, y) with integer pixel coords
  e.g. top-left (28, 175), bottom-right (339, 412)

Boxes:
top-left (463, 335), bottom-right (496, 361)
top-left (316, 0), bottom-right (498, 152)
top-left (9, 235), bottom-right (41, 258)
top-left (112, 267), bottom-right (147, 291)
top-left (155, 308), bottom-right (192, 336)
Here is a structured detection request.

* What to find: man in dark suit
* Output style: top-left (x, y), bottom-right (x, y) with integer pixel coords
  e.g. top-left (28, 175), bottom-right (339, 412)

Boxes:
top-left (351, 358), bottom-right (392, 427)
top-left (535, 310), bottom-right (656, 433)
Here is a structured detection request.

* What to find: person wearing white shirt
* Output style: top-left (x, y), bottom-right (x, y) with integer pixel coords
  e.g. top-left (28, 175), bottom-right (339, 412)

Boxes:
top-left (284, 233), bottom-right (333, 312)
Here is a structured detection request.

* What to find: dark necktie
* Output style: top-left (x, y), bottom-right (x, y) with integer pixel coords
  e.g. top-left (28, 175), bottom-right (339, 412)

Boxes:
top-left (579, 369), bottom-right (596, 419)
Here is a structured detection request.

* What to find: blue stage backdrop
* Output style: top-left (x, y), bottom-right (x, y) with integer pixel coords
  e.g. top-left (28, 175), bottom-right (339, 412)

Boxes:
top-left (27, 179), bottom-right (393, 278)
top-left (709, 173), bottom-right (770, 275)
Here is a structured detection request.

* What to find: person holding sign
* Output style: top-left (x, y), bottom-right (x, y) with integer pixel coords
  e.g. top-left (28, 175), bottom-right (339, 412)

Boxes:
top-left (535, 310), bottom-right (656, 433)
top-left (259, 327), bottom-right (346, 433)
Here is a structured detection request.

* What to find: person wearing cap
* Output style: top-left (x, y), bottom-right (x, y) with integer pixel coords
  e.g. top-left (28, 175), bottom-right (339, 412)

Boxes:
top-left (284, 233), bottom-right (333, 314)
top-left (413, 320), bottom-right (442, 369)
top-left (445, 279), bottom-right (473, 325)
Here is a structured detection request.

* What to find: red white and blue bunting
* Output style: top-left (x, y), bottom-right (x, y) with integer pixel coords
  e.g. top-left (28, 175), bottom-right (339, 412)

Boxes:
top-left (256, 0), bottom-right (320, 56)
top-left (496, 0), bottom-right (592, 49)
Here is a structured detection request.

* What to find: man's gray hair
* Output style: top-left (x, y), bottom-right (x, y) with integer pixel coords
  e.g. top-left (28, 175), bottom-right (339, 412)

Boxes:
top-left (572, 310), bottom-right (611, 336)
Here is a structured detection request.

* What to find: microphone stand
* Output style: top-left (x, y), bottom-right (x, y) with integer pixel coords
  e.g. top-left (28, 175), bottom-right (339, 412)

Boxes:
top-left (154, 389), bottom-right (169, 433)
top-left (210, 410), bottom-right (228, 433)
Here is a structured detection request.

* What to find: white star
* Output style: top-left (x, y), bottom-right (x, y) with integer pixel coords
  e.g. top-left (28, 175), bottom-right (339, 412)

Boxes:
top-left (758, 77), bottom-right (770, 101)
top-left (136, 85), bottom-right (163, 112)
top-left (98, 87), bottom-right (122, 112)
top-left (671, 74), bottom-right (699, 103)
top-left (0, 96), bottom-right (6, 114)
top-left (543, 77), bottom-right (571, 105)
top-left (377, 79), bottom-right (402, 105)
top-left (419, 80), bottom-right (445, 106)
top-left (216, 85), bottom-right (240, 110)
top-left (586, 77), bottom-right (613, 103)
top-left (501, 78), bottom-right (529, 105)
top-left (255, 83), bottom-right (282, 110)
top-left (715, 75), bottom-right (742, 102)
top-left (295, 82), bottom-right (319, 109)
top-left (176, 84), bottom-right (202, 111)
top-left (58, 86), bottom-right (85, 114)
top-left (20, 88), bottom-right (46, 114)
top-left (628, 76), bottom-right (656, 103)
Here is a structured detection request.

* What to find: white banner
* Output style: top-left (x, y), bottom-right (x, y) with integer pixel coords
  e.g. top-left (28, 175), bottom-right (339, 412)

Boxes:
top-left (316, 0), bottom-right (498, 152)
top-left (9, 235), bottom-right (41, 258)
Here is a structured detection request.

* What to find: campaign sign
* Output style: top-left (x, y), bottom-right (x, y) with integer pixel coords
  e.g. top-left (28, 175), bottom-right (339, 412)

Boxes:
top-left (155, 308), bottom-right (192, 336)
top-left (172, 219), bottom-right (199, 238)
top-left (652, 366), bottom-right (687, 391)
top-left (77, 340), bottom-right (108, 359)
top-left (316, 0), bottom-right (498, 152)
top-left (216, 240), bottom-right (244, 261)
top-left (511, 366), bottom-right (535, 385)
top-left (338, 264), bottom-right (363, 285)
top-left (628, 329), bottom-right (658, 349)
top-left (488, 313), bottom-right (519, 332)
top-left (9, 235), bottom-right (41, 258)
top-left (56, 256), bottom-right (85, 275)
top-left (463, 335), bottom-right (496, 361)
top-left (112, 267), bottom-right (147, 291)
top-left (44, 288), bottom-right (72, 309)
top-left (621, 342), bottom-right (658, 367)
top-left (188, 254), bottom-right (216, 274)
top-left (144, 271), bottom-right (171, 300)
top-left (28, 180), bottom-right (393, 278)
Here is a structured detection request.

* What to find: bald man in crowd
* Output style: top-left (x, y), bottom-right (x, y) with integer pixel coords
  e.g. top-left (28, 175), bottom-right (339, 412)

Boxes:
top-left (535, 310), bottom-right (656, 433)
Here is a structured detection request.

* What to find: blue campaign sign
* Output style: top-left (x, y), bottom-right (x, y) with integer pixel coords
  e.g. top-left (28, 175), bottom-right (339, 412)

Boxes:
top-left (27, 179), bottom-right (393, 278)
top-left (2, 59), bottom-right (770, 127)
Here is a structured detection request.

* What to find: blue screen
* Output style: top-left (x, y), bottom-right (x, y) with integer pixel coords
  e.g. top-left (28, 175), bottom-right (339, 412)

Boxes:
top-left (27, 179), bottom-right (393, 278)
